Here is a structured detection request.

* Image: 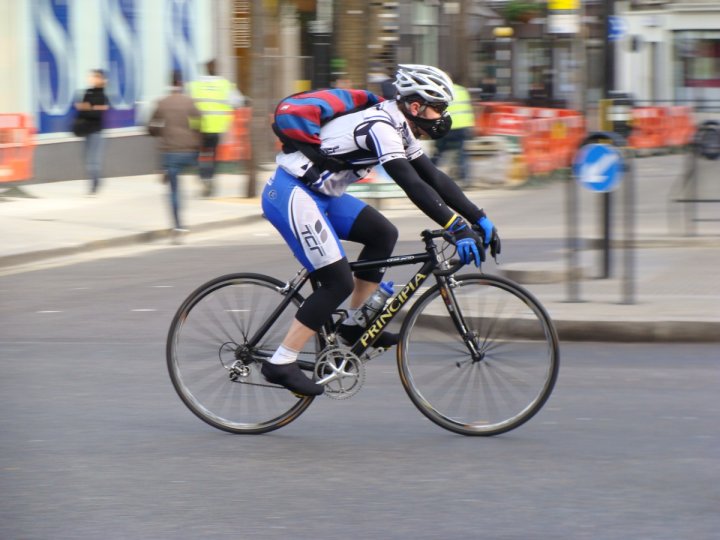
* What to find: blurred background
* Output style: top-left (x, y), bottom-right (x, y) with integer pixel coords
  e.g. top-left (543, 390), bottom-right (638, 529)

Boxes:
top-left (2, 5), bottom-right (719, 536)
top-left (2, 0), bottom-right (720, 184)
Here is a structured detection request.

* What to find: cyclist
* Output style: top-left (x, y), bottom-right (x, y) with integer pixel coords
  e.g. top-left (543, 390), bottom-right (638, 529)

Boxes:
top-left (261, 64), bottom-right (500, 396)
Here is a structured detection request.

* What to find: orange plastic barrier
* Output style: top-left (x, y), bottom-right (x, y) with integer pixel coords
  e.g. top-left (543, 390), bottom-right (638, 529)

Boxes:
top-left (216, 107), bottom-right (251, 162)
top-left (476, 103), bottom-right (583, 136)
top-left (485, 113), bottom-right (529, 136)
top-left (522, 115), bottom-right (586, 175)
top-left (627, 106), bottom-right (695, 150)
top-left (522, 120), bottom-right (558, 175)
top-left (478, 103), bottom-right (694, 172)
top-left (664, 106), bottom-right (695, 147)
top-left (0, 114), bottom-right (35, 182)
top-left (474, 102), bottom-right (517, 136)
top-left (627, 107), bottom-right (666, 149)
top-left (476, 104), bottom-right (586, 175)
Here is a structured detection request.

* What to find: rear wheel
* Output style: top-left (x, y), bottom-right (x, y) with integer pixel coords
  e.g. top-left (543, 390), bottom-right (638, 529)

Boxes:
top-left (167, 273), bottom-right (317, 434)
top-left (398, 274), bottom-right (559, 436)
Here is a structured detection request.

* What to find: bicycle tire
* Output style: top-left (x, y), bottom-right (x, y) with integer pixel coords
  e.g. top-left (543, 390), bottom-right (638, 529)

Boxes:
top-left (167, 273), bottom-right (316, 434)
top-left (397, 273), bottom-right (559, 436)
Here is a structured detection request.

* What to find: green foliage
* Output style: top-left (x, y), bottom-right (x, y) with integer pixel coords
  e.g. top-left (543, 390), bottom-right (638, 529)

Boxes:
top-left (503, 0), bottom-right (543, 23)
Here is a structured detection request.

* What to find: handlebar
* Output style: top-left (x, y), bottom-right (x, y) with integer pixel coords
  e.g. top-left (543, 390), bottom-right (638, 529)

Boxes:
top-left (434, 258), bottom-right (465, 276)
top-left (422, 225), bottom-right (499, 272)
top-left (421, 228), bottom-right (451, 240)
top-left (421, 229), bottom-right (469, 276)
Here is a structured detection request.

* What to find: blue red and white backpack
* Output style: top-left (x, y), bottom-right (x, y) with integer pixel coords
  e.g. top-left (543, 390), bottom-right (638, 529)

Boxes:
top-left (272, 89), bottom-right (383, 172)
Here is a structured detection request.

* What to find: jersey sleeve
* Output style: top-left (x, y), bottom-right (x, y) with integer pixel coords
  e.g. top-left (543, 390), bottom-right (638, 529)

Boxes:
top-left (364, 120), bottom-right (423, 164)
top-left (404, 128), bottom-right (424, 161)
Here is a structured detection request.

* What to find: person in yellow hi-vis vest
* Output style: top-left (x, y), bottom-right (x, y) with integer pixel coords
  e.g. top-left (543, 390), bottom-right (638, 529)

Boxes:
top-left (431, 75), bottom-right (475, 187)
top-left (187, 60), bottom-right (244, 196)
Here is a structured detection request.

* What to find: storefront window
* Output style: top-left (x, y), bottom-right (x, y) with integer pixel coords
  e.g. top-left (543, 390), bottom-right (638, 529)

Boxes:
top-left (517, 39), bottom-right (550, 102)
top-left (410, 0), bottom-right (439, 66)
top-left (674, 31), bottom-right (720, 102)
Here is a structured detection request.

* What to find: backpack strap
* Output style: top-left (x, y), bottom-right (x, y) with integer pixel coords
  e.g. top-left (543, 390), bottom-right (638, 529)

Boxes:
top-left (271, 122), bottom-right (353, 177)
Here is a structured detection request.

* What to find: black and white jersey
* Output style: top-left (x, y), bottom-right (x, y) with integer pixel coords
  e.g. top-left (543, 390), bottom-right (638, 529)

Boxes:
top-left (275, 100), bottom-right (423, 197)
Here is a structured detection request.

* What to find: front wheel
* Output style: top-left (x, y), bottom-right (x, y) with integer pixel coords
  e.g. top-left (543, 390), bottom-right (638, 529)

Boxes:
top-left (398, 273), bottom-right (559, 436)
top-left (167, 273), bottom-right (317, 434)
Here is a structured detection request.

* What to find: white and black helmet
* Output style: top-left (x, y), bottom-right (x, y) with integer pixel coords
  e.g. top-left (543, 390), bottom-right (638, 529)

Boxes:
top-left (394, 64), bottom-right (455, 104)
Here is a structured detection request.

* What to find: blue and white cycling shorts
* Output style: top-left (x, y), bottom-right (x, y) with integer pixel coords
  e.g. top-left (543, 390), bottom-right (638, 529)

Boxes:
top-left (261, 167), bottom-right (368, 272)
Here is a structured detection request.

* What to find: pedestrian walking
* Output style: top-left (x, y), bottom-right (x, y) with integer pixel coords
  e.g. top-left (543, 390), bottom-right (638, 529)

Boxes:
top-left (74, 69), bottom-right (109, 195)
top-left (148, 71), bottom-right (202, 239)
top-left (186, 60), bottom-right (244, 197)
top-left (431, 74), bottom-right (476, 187)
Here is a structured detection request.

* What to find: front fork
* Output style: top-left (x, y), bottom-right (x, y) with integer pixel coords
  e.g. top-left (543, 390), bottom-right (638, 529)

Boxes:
top-left (437, 275), bottom-right (484, 363)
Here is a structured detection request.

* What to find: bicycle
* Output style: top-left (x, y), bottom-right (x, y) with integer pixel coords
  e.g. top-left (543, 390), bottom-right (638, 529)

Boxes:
top-left (166, 228), bottom-right (559, 436)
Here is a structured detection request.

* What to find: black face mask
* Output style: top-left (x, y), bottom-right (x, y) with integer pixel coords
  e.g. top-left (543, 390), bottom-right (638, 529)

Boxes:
top-left (410, 113), bottom-right (452, 140)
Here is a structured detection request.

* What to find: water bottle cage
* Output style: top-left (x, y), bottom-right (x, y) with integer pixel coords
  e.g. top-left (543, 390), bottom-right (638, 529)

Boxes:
top-left (352, 282), bottom-right (394, 328)
top-left (355, 305), bottom-right (374, 328)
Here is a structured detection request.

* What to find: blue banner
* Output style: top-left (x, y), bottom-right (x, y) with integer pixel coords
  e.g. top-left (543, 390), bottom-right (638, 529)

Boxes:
top-left (168, 0), bottom-right (197, 84)
top-left (35, 0), bottom-right (75, 134)
top-left (33, 0), bottom-right (204, 134)
top-left (104, 0), bottom-right (138, 128)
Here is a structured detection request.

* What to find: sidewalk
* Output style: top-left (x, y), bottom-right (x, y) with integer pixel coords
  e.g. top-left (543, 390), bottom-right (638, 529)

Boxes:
top-left (1, 160), bottom-right (719, 342)
top-left (0, 172), bottom-right (266, 266)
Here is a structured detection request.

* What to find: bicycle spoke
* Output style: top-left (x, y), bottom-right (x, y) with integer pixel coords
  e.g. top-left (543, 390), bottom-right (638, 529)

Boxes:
top-left (481, 363), bottom-right (531, 411)
top-left (443, 365), bottom-right (478, 418)
top-left (398, 275), bottom-right (559, 436)
top-left (216, 286), bottom-right (248, 340)
top-left (181, 358), bottom-right (227, 381)
top-left (184, 304), bottom-right (237, 349)
top-left (203, 296), bottom-right (242, 345)
top-left (168, 274), bottom-right (315, 434)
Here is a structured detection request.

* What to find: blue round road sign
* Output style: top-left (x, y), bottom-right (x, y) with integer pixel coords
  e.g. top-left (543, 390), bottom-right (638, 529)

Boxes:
top-left (573, 143), bottom-right (624, 192)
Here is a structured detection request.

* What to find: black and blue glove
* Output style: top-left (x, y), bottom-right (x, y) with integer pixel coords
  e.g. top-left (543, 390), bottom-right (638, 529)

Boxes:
top-left (476, 211), bottom-right (501, 259)
top-left (446, 215), bottom-right (484, 267)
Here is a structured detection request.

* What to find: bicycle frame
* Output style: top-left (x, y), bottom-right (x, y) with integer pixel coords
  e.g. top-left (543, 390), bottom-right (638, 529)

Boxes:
top-left (245, 229), bottom-right (477, 370)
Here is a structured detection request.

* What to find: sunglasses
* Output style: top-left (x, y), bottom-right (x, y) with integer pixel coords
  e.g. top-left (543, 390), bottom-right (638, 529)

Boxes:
top-left (424, 102), bottom-right (449, 114)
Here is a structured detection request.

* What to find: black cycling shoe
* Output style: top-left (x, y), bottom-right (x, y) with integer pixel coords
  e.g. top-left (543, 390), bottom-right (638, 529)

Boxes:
top-left (261, 361), bottom-right (324, 396)
top-left (337, 324), bottom-right (399, 349)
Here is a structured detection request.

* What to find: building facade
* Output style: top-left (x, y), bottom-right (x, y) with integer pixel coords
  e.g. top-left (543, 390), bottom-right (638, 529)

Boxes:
top-left (617, 0), bottom-right (720, 107)
top-left (12, 0), bottom-right (717, 180)
top-left (1, 0), bottom-right (220, 137)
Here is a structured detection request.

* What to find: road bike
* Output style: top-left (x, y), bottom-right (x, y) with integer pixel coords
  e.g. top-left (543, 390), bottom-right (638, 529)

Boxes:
top-left (167, 228), bottom-right (559, 436)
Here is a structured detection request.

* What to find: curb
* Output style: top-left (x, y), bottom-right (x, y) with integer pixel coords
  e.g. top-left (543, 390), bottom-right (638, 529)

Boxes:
top-left (415, 315), bottom-right (720, 343)
top-left (499, 262), bottom-right (589, 284)
top-left (0, 213), bottom-right (264, 269)
top-left (553, 319), bottom-right (720, 343)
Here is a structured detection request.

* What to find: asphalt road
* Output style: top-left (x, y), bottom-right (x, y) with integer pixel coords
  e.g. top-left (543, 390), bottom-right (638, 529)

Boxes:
top-left (1, 231), bottom-right (718, 539)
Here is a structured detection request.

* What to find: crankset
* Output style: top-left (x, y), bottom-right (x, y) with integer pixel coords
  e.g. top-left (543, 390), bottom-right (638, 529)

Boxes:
top-left (313, 346), bottom-right (365, 400)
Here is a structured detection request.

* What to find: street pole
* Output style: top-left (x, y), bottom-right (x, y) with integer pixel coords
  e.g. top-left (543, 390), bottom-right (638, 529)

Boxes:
top-left (600, 0), bottom-right (615, 278)
top-left (622, 153), bottom-right (635, 304)
top-left (247, 0), bottom-right (267, 198)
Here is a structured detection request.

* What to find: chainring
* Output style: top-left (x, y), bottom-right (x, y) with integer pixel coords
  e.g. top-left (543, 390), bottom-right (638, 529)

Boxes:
top-left (313, 346), bottom-right (365, 400)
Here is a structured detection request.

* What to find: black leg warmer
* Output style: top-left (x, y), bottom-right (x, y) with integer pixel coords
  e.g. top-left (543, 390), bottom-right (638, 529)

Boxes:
top-left (295, 258), bottom-right (355, 332)
top-left (346, 205), bottom-right (398, 283)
